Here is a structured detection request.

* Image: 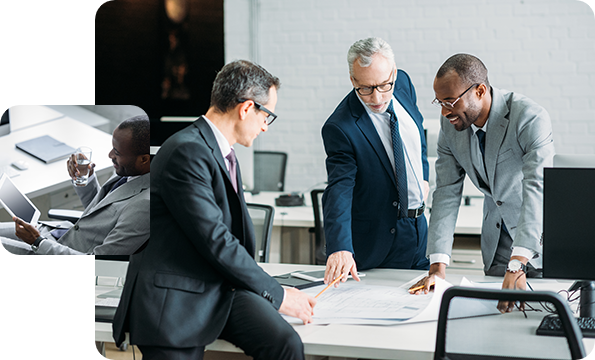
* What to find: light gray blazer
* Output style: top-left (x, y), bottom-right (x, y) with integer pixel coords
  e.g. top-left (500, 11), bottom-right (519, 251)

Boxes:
top-left (37, 172), bottom-right (150, 255)
top-left (427, 87), bottom-right (555, 271)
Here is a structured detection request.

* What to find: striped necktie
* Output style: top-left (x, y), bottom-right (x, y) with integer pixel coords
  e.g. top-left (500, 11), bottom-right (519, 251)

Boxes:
top-left (386, 101), bottom-right (408, 218)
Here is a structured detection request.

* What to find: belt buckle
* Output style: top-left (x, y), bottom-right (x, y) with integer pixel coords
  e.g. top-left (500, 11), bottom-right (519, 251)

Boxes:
top-left (415, 203), bottom-right (425, 218)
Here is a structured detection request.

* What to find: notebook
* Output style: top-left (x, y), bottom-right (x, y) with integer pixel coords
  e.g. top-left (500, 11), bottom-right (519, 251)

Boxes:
top-left (15, 135), bottom-right (76, 163)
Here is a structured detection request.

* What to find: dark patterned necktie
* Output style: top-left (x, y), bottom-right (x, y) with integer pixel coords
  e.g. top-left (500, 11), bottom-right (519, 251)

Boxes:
top-left (386, 101), bottom-right (408, 217)
top-left (110, 176), bottom-right (128, 193)
top-left (476, 129), bottom-right (486, 162)
top-left (225, 148), bottom-right (238, 192)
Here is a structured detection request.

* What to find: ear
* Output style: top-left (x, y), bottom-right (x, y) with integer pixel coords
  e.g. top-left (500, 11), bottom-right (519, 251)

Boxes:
top-left (137, 154), bottom-right (150, 166)
top-left (349, 75), bottom-right (356, 88)
top-left (476, 83), bottom-right (488, 99)
top-left (238, 100), bottom-right (254, 121)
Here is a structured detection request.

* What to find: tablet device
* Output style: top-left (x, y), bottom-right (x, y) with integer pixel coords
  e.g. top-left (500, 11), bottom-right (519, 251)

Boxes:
top-left (0, 173), bottom-right (40, 224)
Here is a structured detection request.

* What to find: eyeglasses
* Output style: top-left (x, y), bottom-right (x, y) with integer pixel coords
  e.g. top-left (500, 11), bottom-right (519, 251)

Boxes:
top-left (354, 69), bottom-right (395, 96)
top-left (432, 83), bottom-right (479, 109)
top-left (238, 99), bottom-right (278, 125)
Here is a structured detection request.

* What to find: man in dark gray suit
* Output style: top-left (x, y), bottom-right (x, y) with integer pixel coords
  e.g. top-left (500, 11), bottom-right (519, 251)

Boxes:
top-left (0, 115), bottom-right (150, 255)
top-left (113, 60), bottom-right (316, 360)
top-left (410, 54), bottom-right (555, 313)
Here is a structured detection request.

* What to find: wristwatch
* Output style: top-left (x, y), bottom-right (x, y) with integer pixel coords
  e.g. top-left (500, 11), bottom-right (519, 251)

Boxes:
top-left (506, 259), bottom-right (527, 274)
top-left (31, 236), bottom-right (45, 252)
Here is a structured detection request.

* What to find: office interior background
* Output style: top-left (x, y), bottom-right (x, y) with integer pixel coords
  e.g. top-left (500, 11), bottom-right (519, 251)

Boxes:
top-left (97, 0), bottom-right (595, 194)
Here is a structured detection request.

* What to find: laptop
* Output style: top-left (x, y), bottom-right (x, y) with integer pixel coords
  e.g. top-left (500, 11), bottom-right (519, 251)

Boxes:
top-left (0, 173), bottom-right (40, 225)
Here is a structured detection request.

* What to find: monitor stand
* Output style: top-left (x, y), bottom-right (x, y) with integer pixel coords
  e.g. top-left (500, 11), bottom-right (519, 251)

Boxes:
top-left (569, 281), bottom-right (595, 318)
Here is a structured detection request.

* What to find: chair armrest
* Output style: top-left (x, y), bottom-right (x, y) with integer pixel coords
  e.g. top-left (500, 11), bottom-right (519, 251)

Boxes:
top-left (48, 209), bottom-right (84, 222)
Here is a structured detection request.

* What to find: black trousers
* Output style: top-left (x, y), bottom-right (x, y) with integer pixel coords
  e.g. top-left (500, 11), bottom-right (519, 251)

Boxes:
top-left (139, 289), bottom-right (304, 360)
top-left (485, 225), bottom-right (542, 278)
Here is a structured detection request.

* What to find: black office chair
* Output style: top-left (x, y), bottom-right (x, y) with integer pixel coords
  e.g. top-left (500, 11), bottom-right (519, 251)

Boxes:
top-left (310, 189), bottom-right (326, 265)
top-left (435, 286), bottom-right (586, 360)
top-left (253, 151), bottom-right (287, 192)
top-left (246, 203), bottom-right (275, 263)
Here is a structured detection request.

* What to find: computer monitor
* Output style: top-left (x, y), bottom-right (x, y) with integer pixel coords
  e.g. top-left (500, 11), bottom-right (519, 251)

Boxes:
top-left (0, 108), bottom-right (10, 136)
top-left (543, 154), bottom-right (595, 318)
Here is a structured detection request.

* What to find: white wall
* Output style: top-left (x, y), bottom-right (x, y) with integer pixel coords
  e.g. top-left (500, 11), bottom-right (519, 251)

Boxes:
top-left (225, 0), bottom-right (595, 192)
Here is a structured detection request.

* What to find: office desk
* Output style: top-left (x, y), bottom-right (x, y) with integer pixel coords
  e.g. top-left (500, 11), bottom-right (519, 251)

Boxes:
top-left (248, 192), bottom-right (483, 263)
top-left (0, 117), bottom-right (114, 199)
top-left (204, 263), bottom-right (594, 360)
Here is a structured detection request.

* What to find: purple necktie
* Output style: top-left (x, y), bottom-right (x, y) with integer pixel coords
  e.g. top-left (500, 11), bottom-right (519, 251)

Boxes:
top-left (225, 149), bottom-right (238, 192)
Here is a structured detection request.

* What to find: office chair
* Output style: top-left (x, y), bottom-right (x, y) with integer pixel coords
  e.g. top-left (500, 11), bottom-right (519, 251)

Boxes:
top-left (310, 189), bottom-right (326, 265)
top-left (434, 286), bottom-right (586, 360)
top-left (253, 151), bottom-right (287, 192)
top-left (246, 203), bottom-right (275, 263)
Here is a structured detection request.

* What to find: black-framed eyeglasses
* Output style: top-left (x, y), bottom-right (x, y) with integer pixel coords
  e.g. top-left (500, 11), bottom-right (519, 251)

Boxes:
top-left (432, 83), bottom-right (479, 109)
top-left (354, 69), bottom-right (396, 96)
top-left (238, 98), bottom-right (278, 126)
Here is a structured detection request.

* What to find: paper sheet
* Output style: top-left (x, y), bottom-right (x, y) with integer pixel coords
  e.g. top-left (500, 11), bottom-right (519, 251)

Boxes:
top-left (283, 276), bottom-right (502, 325)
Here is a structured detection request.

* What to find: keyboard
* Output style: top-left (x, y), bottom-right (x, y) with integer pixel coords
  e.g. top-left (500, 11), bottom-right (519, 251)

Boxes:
top-left (536, 315), bottom-right (595, 338)
top-left (0, 165), bottom-right (20, 178)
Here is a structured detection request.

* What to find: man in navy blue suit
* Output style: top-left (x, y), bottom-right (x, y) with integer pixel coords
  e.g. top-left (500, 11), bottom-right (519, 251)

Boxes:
top-left (322, 37), bottom-right (430, 285)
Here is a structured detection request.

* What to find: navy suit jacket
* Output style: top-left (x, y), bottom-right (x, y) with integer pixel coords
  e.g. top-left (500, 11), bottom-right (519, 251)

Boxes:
top-left (112, 117), bottom-right (284, 348)
top-left (321, 69), bottom-right (428, 270)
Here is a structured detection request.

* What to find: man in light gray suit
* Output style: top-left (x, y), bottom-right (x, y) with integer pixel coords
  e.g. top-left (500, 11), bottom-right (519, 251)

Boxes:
top-left (0, 115), bottom-right (150, 255)
top-left (410, 54), bottom-right (554, 313)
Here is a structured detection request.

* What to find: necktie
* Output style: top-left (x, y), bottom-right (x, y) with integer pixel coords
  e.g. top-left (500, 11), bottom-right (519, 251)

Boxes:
top-left (476, 129), bottom-right (486, 162)
top-left (110, 176), bottom-right (128, 193)
top-left (386, 101), bottom-right (408, 218)
top-left (225, 148), bottom-right (238, 192)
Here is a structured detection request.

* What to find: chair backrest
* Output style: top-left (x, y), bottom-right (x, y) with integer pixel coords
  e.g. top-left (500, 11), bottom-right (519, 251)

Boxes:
top-left (253, 151), bottom-right (287, 192)
top-left (434, 286), bottom-right (586, 360)
top-left (310, 189), bottom-right (326, 265)
top-left (246, 203), bottom-right (275, 263)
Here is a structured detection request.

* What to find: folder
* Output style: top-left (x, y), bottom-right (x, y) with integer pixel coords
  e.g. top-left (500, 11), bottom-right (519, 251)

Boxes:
top-left (15, 135), bottom-right (76, 163)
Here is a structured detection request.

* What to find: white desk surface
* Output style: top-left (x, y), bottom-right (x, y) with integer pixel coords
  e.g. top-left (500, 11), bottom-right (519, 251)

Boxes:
top-left (94, 263), bottom-right (594, 359)
top-left (0, 117), bottom-right (114, 199)
top-left (247, 191), bottom-right (483, 235)
top-left (7, 105), bottom-right (65, 131)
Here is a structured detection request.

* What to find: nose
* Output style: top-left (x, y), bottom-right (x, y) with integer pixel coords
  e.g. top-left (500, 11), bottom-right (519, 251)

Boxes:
top-left (108, 149), bottom-right (115, 159)
top-left (441, 106), bottom-right (452, 118)
top-left (370, 88), bottom-right (382, 103)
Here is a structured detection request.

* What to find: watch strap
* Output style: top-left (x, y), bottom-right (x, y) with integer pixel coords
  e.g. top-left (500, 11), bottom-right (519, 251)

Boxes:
top-left (31, 236), bottom-right (45, 251)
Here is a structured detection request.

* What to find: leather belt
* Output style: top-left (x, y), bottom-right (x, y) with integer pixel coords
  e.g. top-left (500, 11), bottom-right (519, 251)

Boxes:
top-left (407, 203), bottom-right (425, 218)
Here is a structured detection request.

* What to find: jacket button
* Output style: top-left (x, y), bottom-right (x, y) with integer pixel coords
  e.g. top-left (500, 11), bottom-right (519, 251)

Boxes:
top-left (390, 228), bottom-right (396, 234)
top-left (496, 201), bottom-right (503, 206)
top-left (262, 290), bottom-right (268, 298)
top-left (496, 223), bottom-right (500, 229)
top-left (74, 224), bottom-right (79, 230)
top-left (392, 201), bottom-right (398, 207)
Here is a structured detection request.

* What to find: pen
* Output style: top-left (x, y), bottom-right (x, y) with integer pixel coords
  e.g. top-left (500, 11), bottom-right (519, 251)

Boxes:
top-left (408, 282), bottom-right (435, 293)
top-left (315, 275), bottom-right (343, 298)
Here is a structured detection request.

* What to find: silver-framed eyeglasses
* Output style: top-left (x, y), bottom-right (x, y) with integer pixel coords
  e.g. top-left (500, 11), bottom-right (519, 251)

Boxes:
top-left (354, 69), bottom-right (396, 96)
top-left (432, 83), bottom-right (479, 109)
top-left (238, 98), bottom-right (278, 125)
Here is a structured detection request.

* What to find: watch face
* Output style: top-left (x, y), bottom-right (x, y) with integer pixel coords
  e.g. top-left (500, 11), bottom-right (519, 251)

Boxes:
top-left (508, 260), bottom-right (521, 271)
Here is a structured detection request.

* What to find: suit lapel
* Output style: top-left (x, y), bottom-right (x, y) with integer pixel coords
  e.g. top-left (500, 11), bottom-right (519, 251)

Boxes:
top-left (81, 173), bottom-right (149, 218)
top-left (349, 90), bottom-right (398, 189)
top-left (484, 88), bottom-right (510, 190)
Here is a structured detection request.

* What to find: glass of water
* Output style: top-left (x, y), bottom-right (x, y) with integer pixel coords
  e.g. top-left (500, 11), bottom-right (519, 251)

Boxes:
top-left (74, 146), bottom-right (92, 186)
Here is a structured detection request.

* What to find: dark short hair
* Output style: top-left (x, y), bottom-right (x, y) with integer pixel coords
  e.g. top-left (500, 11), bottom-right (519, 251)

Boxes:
top-left (436, 53), bottom-right (490, 88)
top-left (210, 60), bottom-right (281, 114)
top-left (117, 115), bottom-right (149, 156)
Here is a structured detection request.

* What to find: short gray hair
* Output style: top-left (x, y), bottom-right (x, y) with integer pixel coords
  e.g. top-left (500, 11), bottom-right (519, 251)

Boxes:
top-left (347, 37), bottom-right (395, 76)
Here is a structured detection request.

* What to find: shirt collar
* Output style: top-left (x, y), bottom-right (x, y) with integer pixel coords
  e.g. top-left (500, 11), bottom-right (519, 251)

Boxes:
top-left (203, 116), bottom-right (233, 158)
top-left (471, 117), bottom-right (490, 135)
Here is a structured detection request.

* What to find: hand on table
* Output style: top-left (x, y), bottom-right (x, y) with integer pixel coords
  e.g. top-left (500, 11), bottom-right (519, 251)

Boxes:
top-left (12, 216), bottom-right (40, 245)
top-left (497, 258), bottom-right (528, 313)
top-left (279, 287), bottom-right (317, 324)
top-left (324, 251), bottom-right (361, 287)
top-left (409, 262), bottom-right (446, 295)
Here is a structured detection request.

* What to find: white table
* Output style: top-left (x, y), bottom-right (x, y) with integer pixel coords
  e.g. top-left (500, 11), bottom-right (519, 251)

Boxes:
top-left (204, 263), bottom-right (594, 360)
top-left (0, 116), bottom-right (114, 199)
top-left (248, 191), bottom-right (483, 263)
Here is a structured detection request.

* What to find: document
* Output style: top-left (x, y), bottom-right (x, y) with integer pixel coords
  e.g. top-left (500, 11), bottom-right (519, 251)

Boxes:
top-left (283, 276), bottom-right (502, 325)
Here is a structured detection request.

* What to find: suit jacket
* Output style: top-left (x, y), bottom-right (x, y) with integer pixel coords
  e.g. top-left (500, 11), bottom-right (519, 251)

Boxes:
top-left (37, 172), bottom-right (150, 255)
top-left (112, 117), bottom-right (284, 348)
top-left (321, 69), bottom-right (429, 270)
top-left (427, 87), bottom-right (555, 270)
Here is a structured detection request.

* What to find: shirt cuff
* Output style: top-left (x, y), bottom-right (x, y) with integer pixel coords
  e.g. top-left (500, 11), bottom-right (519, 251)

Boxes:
top-left (430, 253), bottom-right (451, 266)
top-left (511, 246), bottom-right (534, 261)
top-left (282, 288), bottom-right (286, 304)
